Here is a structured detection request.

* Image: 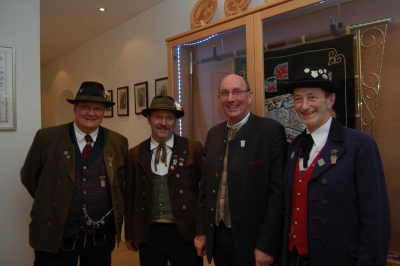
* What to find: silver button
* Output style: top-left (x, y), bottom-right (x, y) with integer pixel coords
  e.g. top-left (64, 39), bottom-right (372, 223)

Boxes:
top-left (182, 206), bottom-right (186, 210)
top-left (179, 190), bottom-right (183, 194)
top-left (176, 174), bottom-right (180, 178)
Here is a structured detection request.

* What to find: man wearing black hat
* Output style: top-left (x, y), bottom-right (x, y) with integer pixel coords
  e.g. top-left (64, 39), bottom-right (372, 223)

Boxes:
top-left (124, 95), bottom-right (203, 266)
top-left (21, 81), bottom-right (128, 265)
top-left (281, 66), bottom-right (391, 266)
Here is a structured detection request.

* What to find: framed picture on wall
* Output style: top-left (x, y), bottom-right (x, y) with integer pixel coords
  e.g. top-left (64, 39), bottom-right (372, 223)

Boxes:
top-left (0, 44), bottom-right (16, 130)
top-left (104, 90), bottom-right (113, 118)
top-left (117, 86), bottom-right (129, 116)
top-left (134, 81), bottom-right (148, 115)
top-left (155, 77), bottom-right (168, 96)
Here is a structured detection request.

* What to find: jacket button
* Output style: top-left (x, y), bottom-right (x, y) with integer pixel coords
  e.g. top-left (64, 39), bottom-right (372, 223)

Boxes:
top-left (212, 190), bottom-right (216, 194)
top-left (141, 207), bottom-right (145, 211)
top-left (176, 174), bottom-right (180, 178)
top-left (52, 202), bottom-right (56, 206)
top-left (142, 177), bottom-right (145, 180)
top-left (142, 192), bottom-right (145, 196)
top-left (179, 190), bottom-right (183, 194)
top-left (114, 183), bottom-right (117, 186)
top-left (182, 205), bottom-right (186, 210)
top-left (210, 224), bottom-right (213, 227)
top-left (117, 202), bottom-right (120, 206)
top-left (47, 223), bottom-right (51, 227)
top-left (211, 208), bottom-right (214, 212)
top-left (215, 173), bottom-right (219, 178)
top-left (321, 179), bottom-right (328, 185)
top-left (322, 238), bottom-right (328, 244)
top-left (321, 218), bottom-right (328, 225)
top-left (321, 199), bottom-right (328, 205)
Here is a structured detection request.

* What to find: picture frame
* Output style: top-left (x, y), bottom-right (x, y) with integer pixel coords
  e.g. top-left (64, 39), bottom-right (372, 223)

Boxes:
top-left (134, 81), bottom-right (148, 115)
top-left (0, 44), bottom-right (16, 130)
top-left (117, 86), bottom-right (129, 116)
top-left (104, 90), bottom-right (113, 118)
top-left (155, 77), bottom-right (168, 96)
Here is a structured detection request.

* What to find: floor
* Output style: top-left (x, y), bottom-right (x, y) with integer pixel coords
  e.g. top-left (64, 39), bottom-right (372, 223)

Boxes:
top-left (111, 242), bottom-right (214, 266)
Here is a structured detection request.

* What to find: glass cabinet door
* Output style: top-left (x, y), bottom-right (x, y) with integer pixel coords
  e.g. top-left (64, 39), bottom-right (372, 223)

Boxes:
top-left (168, 18), bottom-right (251, 143)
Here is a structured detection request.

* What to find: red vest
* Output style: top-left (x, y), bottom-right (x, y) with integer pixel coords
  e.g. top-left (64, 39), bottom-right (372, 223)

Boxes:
top-left (288, 152), bottom-right (322, 255)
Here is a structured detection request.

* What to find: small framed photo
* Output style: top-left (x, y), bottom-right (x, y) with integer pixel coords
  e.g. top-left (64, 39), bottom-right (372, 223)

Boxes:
top-left (104, 90), bottom-right (113, 118)
top-left (155, 77), bottom-right (168, 96)
top-left (117, 86), bottom-right (129, 116)
top-left (0, 44), bottom-right (16, 130)
top-left (134, 81), bottom-right (148, 115)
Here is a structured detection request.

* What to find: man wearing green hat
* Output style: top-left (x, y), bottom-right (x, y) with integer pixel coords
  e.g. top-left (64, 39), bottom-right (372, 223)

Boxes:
top-left (21, 81), bottom-right (128, 265)
top-left (124, 95), bottom-right (203, 266)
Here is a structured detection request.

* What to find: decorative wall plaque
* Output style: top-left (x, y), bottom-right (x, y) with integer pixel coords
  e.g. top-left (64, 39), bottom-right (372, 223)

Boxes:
top-left (190, 0), bottom-right (218, 29)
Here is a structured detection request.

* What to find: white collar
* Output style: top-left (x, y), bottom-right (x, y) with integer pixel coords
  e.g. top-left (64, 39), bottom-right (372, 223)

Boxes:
top-left (150, 135), bottom-right (174, 150)
top-left (227, 112), bottom-right (250, 130)
top-left (73, 122), bottom-right (99, 143)
top-left (308, 117), bottom-right (332, 150)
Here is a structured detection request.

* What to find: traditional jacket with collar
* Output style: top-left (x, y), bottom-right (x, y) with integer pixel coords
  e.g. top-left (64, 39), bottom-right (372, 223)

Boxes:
top-left (21, 123), bottom-right (128, 253)
top-left (281, 118), bottom-right (391, 266)
top-left (196, 113), bottom-right (287, 265)
top-left (124, 134), bottom-right (203, 243)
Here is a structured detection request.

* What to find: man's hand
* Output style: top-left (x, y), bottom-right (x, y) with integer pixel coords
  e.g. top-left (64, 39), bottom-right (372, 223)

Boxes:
top-left (194, 234), bottom-right (207, 256)
top-left (125, 240), bottom-right (139, 252)
top-left (254, 248), bottom-right (274, 266)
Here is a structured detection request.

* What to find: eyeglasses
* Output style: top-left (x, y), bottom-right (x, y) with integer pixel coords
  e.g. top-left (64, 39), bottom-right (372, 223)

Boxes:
top-left (218, 89), bottom-right (250, 98)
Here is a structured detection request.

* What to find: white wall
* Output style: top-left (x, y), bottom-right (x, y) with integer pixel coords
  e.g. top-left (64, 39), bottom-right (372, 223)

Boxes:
top-left (41, 0), bottom-right (265, 148)
top-left (0, 0), bottom-right (40, 265)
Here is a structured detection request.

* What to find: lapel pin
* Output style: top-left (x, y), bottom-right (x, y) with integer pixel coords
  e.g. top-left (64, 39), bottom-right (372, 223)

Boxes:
top-left (317, 159), bottom-right (325, 166)
top-left (330, 149), bottom-right (339, 164)
top-left (240, 140), bottom-right (246, 147)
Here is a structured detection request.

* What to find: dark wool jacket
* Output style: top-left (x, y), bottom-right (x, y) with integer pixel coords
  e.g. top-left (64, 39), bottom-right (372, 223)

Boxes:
top-left (124, 134), bottom-right (203, 243)
top-left (281, 118), bottom-right (391, 266)
top-left (196, 113), bottom-right (287, 265)
top-left (21, 123), bottom-right (128, 253)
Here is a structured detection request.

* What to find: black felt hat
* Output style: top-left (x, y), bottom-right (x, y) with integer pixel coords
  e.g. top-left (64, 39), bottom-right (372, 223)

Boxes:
top-left (283, 66), bottom-right (342, 94)
top-left (67, 81), bottom-right (115, 107)
top-left (142, 95), bottom-right (184, 118)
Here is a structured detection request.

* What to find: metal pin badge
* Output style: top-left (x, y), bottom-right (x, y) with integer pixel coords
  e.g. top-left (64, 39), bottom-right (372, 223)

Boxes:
top-left (330, 149), bottom-right (338, 164)
top-left (240, 140), bottom-right (246, 147)
top-left (317, 159), bottom-right (325, 166)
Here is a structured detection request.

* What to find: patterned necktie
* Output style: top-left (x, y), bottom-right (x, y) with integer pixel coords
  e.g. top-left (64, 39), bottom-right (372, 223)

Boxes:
top-left (299, 134), bottom-right (314, 168)
top-left (154, 143), bottom-right (167, 171)
top-left (82, 134), bottom-right (93, 160)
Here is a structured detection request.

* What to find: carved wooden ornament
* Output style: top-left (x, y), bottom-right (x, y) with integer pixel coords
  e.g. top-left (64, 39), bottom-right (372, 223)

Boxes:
top-left (190, 0), bottom-right (218, 29)
top-left (224, 0), bottom-right (251, 17)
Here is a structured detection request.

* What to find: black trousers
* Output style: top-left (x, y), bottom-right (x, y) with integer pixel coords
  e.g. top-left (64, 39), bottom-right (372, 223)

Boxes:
top-left (138, 222), bottom-right (203, 266)
top-left (34, 228), bottom-right (115, 266)
top-left (212, 221), bottom-right (237, 266)
top-left (287, 247), bottom-right (311, 266)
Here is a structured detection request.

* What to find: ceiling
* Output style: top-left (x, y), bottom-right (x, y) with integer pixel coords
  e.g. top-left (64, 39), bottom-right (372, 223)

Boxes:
top-left (40, 0), bottom-right (164, 66)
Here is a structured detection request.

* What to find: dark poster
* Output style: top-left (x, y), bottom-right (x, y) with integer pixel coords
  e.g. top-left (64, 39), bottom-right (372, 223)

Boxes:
top-left (264, 35), bottom-right (355, 140)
